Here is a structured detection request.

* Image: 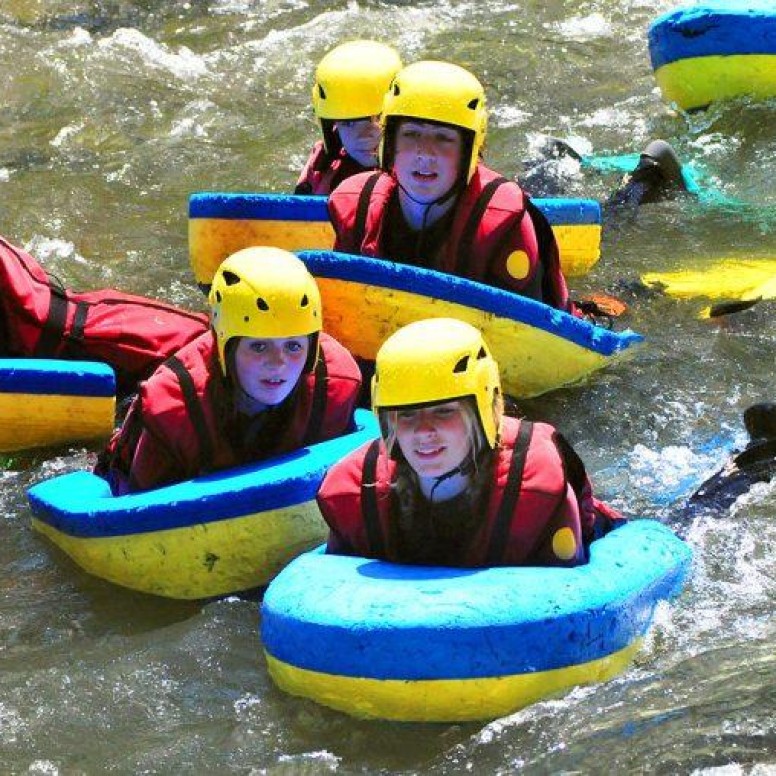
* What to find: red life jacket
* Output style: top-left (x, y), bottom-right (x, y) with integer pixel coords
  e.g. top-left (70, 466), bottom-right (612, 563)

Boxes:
top-left (317, 416), bottom-right (623, 566)
top-left (327, 164), bottom-right (571, 310)
top-left (294, 141), bottom-right (373, 196)
top-left (0, 235), bottom-right (209, 395)
top-left (99, 330), bottom-right (362, 493)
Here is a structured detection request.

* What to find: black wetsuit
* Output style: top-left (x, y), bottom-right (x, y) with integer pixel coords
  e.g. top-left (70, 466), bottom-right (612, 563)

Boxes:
top-left (687, 440), bottom-right (776, 512)
top-left (686, 403), bottom-right (776, 512)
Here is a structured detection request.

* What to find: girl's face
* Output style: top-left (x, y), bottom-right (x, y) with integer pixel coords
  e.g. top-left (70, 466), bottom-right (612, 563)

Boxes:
top-left (232, 336), bottom-right (309, 409)
top-left (392, 120), bottom-right (463, 203)
top-left (335, 116), bottom-right (381, 167)
top-left (394, 400), bottom-right (472, 477)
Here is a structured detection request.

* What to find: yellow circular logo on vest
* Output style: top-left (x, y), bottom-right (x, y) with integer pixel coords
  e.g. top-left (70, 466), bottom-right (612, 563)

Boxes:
top-left (506, 249), bottom-right (530, 280)
top-left (552, 527), bottom-right (578, 561)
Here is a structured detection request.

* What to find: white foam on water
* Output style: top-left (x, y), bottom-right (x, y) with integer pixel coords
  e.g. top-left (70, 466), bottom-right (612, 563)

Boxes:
top-left (50, 122), bottom-right (84, 149)
top-left (680, 498), bottom-right (776, 653)
top-left (490, 105), bottom-right (532, 129)
top-left (57, 27), bottom-right (92, 48)
top-left (97, 28), bottom-right (208, 81)
top-left (169, 116), bottom-right (208, 139)
top-left (26, 761), bottom-right (60, 776)
top-left (552, 13), bottom-right (612, 41)
top-left (628, 442), bottom-right (716, 503)
top-left (23, 236), bottom-right (86, 265)
top-left (277, 750), bottom-right (341, 770)
top-left (578, 102), bottom-right (648, 137)
top-left (689, 132), bottom-right (742, 159)
top-left (105, 163), bottom-right (131, 183)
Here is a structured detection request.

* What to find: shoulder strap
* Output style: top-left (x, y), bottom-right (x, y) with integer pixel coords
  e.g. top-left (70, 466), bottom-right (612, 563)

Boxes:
top-left (455, 176), bottom-right (510, 276)
top-left (0, 307), bottom-right (8, 354)
top-left (69, 301), bottom-right (90, 344)
top-left (164, 355), bottom-right (214, 469)
top-left (551, 431), bottom-right (588, 497)
top-left (524, 197), bottom-right (563, 308)
top-left (360, 438), bottom-right (387, 557)
top-left (33, 283), bottom-right (70, 358)
top-left (352, 172), bottom-right (383, 250)
top-left (485, 420), bottom-right (534, 565)
top-left (301, 355), bottom-right (328, 446)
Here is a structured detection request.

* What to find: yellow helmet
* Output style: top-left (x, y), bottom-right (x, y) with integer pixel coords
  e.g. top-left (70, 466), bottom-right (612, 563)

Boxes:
top-left (312, 40), bottom-right (403, 154)
top-left (379, 60), bottom-right (488, 184)
top-left (372, 318), bottom-right (501, 448)
top-left (208, 247), bottom-right (322, 376)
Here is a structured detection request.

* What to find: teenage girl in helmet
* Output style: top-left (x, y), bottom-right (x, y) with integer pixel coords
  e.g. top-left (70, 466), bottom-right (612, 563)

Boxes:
top-left (97, 247), bottom-right (361, 494)
top-left (294, 40), bottom-right (403, 196)
top-left (328, 61), bottom-right (572, 311)
top-left (317, 319), bottom-right (623, 567)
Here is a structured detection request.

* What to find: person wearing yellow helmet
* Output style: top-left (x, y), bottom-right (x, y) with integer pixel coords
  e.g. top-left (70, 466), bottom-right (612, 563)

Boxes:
top-left (317, 319), bottom-right (623, 567)
top-left (328, 60), bottom-right (572, 311)
top-left (294, 40), bottom-right (403, 196)
top-left (97, 247), bottom-right (361, 494)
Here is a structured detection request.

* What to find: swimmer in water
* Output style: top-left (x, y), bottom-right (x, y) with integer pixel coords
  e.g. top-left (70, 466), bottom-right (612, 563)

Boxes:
top-left (687, 403), bottom-right (776, 513)
top-left (519, 137), bottom-right (688, 217)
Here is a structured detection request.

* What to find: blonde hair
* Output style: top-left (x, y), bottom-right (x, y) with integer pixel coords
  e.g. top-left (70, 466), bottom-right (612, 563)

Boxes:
top-left (380, 394), bottom-right (503, 455)
top-left (379, 395), bottom-right (506, 532)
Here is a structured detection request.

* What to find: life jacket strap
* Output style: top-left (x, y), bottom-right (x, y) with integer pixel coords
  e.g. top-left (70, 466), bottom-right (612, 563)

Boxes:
top-left (352, 172), bottom-right (383, 249)
top-left (485, 420), bottom-right (534, 565)
top-left (301, 355), bottom-right (328, 446)
top-left (361, 438), bottom-right (387, 557)
top-left (455, 176), bottom-right (510, 276)
top-left (33, 283), bottom-right (68, 357)
top-left (524, 197), bottom-right (563, 308)
top-left (165, 355), bottom-right (215, 470)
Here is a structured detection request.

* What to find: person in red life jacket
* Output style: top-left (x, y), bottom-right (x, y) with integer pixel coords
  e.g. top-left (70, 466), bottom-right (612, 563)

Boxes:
top-left (0, 233), bottom-right (209, 396)
top-left (96, 246), bottom-right (361, 494)
top-left (327, 61), bottom-right (572, 312)
top-left (294, 40), bottom-right (403, 196)
top-left (317, 318), bottom-right (623, 567)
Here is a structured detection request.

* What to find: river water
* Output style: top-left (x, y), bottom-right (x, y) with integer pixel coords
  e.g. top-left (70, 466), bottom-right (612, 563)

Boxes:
top-left (1, 1), bottom-right (774, 773)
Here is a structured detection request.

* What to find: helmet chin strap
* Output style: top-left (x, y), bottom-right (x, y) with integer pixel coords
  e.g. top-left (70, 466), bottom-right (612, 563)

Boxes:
top-left (396, 176), bottom-right (461, 210)
top-left (233, 378), bottom-right (268, 416)
top-left (396, 176), bottom-right (462, 255)
top-left (427, 454), bottom-right (475, 503)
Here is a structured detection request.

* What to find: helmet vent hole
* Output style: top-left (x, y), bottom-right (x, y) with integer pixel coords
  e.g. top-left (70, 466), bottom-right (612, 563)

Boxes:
top-left (222, 271), bottom-right (241, 286)
top-left (256, 298), bottom-right (269, 311)
top-left (392, 83), bottom-right (400, 96)
top-left (453, 355), bottom-right (469, 373)
top-left (477, 346), bottom-right (487, 359)
top-left (467, 98), bottom-right (479, 110)
top-left (300, 294), bottom-right (309, 307)
top-left (215, 290), bottom-right (222, 303)
top-left (318, 84), bottom-right (326, 99)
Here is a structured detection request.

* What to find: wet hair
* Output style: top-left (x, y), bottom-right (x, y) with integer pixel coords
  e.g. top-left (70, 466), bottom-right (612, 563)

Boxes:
top-left (744, 402), bottom-right (776, 442)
